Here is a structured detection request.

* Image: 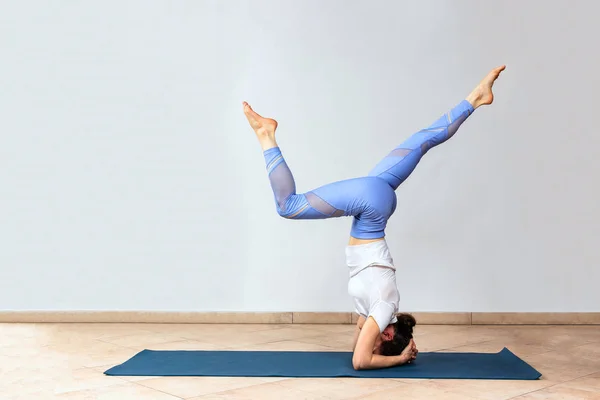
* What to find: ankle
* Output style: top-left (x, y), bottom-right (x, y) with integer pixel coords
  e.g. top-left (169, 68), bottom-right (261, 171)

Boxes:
top-left (259, 136), bottom-right (278, 151)
top-left (465, 92), bottom-right (482, 109)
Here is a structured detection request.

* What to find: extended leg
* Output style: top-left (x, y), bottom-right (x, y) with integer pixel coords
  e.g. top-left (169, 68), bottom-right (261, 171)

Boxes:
top-left (369, 65), bottom-right (505, 190)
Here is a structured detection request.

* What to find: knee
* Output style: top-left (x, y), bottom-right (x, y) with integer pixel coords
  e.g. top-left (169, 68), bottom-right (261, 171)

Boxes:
top-left (275, 196), bottom-right (305, 219)
top-left (275, 204), bottom-right (294, 219)
top-left (277, 209), bottom-right (292, 219)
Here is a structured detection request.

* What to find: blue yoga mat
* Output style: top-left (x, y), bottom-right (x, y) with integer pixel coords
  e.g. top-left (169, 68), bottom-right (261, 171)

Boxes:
top-left (104, 347), bottom-right (541, 380)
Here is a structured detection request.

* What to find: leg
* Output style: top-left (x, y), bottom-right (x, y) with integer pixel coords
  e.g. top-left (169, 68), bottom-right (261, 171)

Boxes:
top-left (368, 100), bottom-right (473, 189)
top-left (369, 65), bottom-right (505, 190)
top-left (243, 101), bottom-right (338, 219)
top-left (243, 102), bottom-right (394, 236)
top-left (262, 145), bottom-right (342, 219)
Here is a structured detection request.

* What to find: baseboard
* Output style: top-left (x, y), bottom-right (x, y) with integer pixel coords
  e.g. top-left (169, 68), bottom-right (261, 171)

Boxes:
top-left (471, 312), bottom-right (600, 325)
top-left (0, 311), bottom-right (599, 324)
top-left (350, 312), bottom-right (472, 325)
top-left (0, 311), bottom-right (293, 324)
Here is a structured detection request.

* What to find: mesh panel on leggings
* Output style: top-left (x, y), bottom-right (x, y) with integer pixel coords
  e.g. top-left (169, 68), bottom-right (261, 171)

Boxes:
top-left (305, 192), bottom-right (344, 217)
top-left (268, 162), bottom-right (296, 212)
top-left (389, 148), bottom-right (412, 158)
top-left (446, 111), bottom-right (469, 139)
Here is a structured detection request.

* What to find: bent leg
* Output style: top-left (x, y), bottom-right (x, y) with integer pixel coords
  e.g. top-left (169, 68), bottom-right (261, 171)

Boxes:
top-left (368, 100), bottom-right (474, 190)
top-left (264, 147), bottom-right (394, 232)
top-left (263, 146), bottom-right (341, 219)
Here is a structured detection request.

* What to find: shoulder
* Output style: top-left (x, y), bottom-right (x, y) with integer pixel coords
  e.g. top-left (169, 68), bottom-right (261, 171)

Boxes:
top-left (369, 301), bottom-right (397, 331)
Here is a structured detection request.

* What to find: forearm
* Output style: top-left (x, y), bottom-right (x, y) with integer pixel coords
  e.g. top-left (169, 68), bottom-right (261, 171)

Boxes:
top-left (352, 316), bottom-right (366, 351)
top-left (354, 354), bottom-right (408, 370)
top-left (352, 327), bottom-right (360, 351)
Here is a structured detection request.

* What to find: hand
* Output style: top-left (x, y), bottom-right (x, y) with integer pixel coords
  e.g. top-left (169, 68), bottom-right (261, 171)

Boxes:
top-left (400, 339), bottom-right (418, 364)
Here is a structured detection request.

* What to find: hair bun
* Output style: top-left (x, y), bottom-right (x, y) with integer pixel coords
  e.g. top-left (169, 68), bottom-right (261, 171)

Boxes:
top-left (396, 313), bottom-right (416, 328)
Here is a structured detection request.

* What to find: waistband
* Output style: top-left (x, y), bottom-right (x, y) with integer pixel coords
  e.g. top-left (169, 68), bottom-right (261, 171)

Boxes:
top-left (345, 239), bottom-right (395, 277)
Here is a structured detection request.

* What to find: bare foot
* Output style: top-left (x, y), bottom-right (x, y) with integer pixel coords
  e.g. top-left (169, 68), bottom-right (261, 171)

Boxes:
top-left (243, 102), bottom-right (279, 150)
top-left (466, 65), bottom-right (506, 109)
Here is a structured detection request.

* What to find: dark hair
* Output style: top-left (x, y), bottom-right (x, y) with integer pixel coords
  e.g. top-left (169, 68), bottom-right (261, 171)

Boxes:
top-left (379, 313), bottom-right (416, 356)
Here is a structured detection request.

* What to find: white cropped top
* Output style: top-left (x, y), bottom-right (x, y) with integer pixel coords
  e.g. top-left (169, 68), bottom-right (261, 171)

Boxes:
top-left (345, 239), bottom-right (396, 277)
top-left (345, 240), bottom-right (399, 332)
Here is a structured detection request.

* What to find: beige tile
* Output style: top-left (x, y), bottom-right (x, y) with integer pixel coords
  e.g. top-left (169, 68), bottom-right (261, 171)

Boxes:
top-left (292, 312), bottom-right (352, 324)
top-left (1, 340), bottom-right (132, 370)
top-left (137, 376), bottom-right (278, 398)
top-left (414, 378), bottom-right (553, 400)
top-left (0, 323), bottom-right (49, 339)
top-left (225, 339), bottom-right (340, 352)
top-left (47, 337), bottom-right (133, 353)
top-left (0, 349), bottom-right (81, 374)
top-left (91, 364), bottom-right (152, 383)
top-left (140, 323), bottom-right (276, 335)
top-left (512, 385), bottom-right (600, 399)
top-left (472, 312), bottom-right (600, 325)
top-left (277, 377), bottom-right (405, 400)
top-left (188, 380), bottom-right (330, 400)
top-left (65, 345), bottom-right (140, 369)
top-left (559, 372), bottom-right (600, 391)
top-left (532, 334), bottom-right (599, 352)
top-left (411, 312), bottom-right (472, 325)
top-left (162, 331), bottom-right (256, 348)
top-left (523, 351), bottom-right (600, 383)
top-left (445, 339), bottom-right (555, 357)
top-left (55, 382), bottom-right (182, 399)
top-left (0, 334), bottom-right (50, 348)
top-left (296, 334), bottom-right (354, 351)
top-left (181, 326), bottom-right (326, 347)
top-left (299, 324), bottom-right (356, 335)
top-left (52, 367), bottom-right (124, 395)
top-left (127, 339), bottom-right (223, 351)
top-left (413, 324), bottom-right (474, 337)
top-left (3, 387), bottom-right (60, 400)
top-left (0, 370), bottom-right (63, 398)
top-left (349, 382), bottom-right (479, 400)
top-left (249, 326), bottom-right (328, 342)
top-left (411, 328), bottom-right (497, 352)
top-left (4, 322), bottom-right (600, 400)
top-left (99, 332), bottom-right (187, 348)
top-left (566, 342), bottom-right (600, 360)
top-left (45, 323), bottom-right (156, 338)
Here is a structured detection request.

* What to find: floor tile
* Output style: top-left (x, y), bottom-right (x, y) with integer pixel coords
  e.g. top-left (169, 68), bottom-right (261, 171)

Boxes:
top-left (412, 378), bottom-right (554, 400)
top-left (188, 380), bottom-right (331, 400)
top-left (54, 382), bottom-right (182, 399)
top-left (2, 322), bottom-right (600, 400)
top-left (137, 376), bottom-right (278, 398)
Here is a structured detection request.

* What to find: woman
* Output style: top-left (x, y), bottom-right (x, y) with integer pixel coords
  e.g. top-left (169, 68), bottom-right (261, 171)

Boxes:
top-left (243, 65), bottom-right (505, 370)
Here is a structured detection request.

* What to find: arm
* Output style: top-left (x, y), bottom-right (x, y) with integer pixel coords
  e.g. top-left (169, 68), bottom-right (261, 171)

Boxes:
top-left (352, 316), bottom-right (415, 370)
top-left (352, 315), bottom-right (366, 351)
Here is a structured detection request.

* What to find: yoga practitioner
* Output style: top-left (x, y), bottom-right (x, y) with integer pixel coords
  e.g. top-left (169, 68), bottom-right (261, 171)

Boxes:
top-left (243, 66), bottom-right (505, 370)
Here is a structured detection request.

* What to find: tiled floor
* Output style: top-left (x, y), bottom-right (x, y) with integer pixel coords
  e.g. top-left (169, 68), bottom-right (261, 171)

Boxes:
top-left (2, 323), bottom-right (600, 399)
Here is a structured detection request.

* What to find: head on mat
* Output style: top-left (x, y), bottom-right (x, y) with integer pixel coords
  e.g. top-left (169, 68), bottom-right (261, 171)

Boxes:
top-left (377, 313), bottom-right (416, 356)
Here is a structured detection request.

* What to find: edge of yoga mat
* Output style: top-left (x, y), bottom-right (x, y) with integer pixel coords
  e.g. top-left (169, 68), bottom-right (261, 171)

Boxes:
top-left (104, 347), bottom-right (541, 380)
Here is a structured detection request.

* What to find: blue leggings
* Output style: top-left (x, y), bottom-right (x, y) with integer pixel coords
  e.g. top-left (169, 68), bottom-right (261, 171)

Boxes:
top-left (263, 100), bottom-right (475, 239)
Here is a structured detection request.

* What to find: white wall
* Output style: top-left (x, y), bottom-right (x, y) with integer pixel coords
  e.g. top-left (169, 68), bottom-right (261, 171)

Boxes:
top-left (1, 0), bottom-right (598, 312)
